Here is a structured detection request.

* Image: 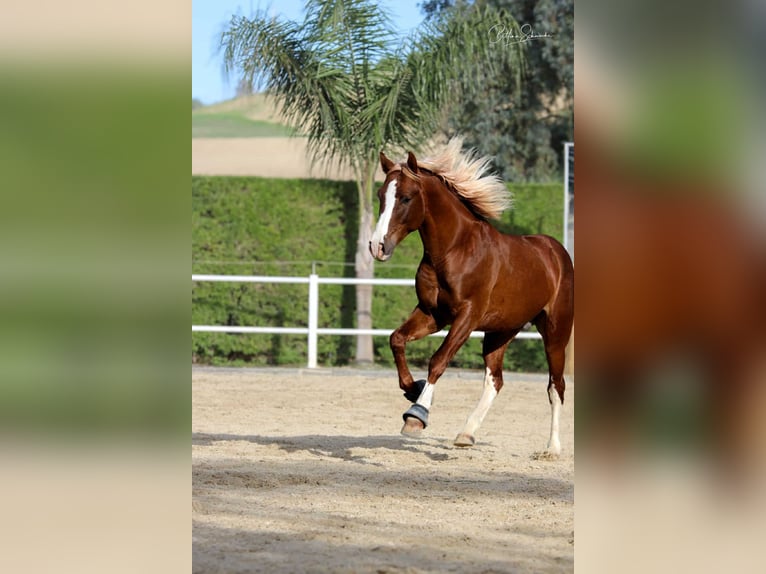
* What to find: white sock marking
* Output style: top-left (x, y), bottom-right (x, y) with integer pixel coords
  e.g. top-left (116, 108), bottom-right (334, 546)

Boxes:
top-left (370, 180), bottom-right (397, 249)
top-left (416, 382), bottom-right (435, 410)
top-left (458, 368), bottom-right (498, 438)
top-left (546, 386), bottom-right (562, 455)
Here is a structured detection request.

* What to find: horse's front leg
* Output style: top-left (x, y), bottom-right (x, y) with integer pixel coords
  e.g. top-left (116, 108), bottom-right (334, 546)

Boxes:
top-left (390, 305), bottom-right (442, 401)
top-left (401, 308), bottom-right (477, 436)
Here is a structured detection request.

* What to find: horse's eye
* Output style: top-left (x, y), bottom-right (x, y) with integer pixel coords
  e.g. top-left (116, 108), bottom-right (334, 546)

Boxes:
top-left (400, 196), bottom-right (411, 205)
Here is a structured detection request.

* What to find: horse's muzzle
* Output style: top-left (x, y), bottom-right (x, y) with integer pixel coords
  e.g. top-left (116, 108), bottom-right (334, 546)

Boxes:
top-left (369, 241), bottom-right (392, 262)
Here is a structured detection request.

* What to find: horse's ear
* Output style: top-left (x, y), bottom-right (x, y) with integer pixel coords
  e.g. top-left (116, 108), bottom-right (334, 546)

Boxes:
top-left (380, 151), bottom-right (395, 174)
top-left (406, 152), bottom-right (418, 174)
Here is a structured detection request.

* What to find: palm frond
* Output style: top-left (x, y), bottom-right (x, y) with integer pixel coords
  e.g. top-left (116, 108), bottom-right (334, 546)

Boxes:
top-left (220, 0), bottom-right (525, 178)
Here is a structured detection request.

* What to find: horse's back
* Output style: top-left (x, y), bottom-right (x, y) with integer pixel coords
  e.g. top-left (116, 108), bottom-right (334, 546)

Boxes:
top-left (500, 232), bottom-right (573, 290)
top-left (518, 233), bottom-right (571, 264)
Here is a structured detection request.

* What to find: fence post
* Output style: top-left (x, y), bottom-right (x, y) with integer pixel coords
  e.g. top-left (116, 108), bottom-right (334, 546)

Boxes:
top-left (563, 142), bottom-right (573, 256)
top-left (307, 273), bottom-right (319, 368)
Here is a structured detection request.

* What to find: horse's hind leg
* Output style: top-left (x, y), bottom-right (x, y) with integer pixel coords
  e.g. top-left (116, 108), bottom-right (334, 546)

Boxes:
top-left (535, 311), bottom-right (573, 456)
top-left (454, 330), bottom-right (517, 447)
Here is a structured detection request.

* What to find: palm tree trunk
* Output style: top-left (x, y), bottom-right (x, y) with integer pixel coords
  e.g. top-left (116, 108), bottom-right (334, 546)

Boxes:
top-left (354, 161), bottom-right (376, 364)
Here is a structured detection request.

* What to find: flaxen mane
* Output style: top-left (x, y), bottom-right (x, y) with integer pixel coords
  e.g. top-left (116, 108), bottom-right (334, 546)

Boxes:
top-left (400, 137), bottom-right (511, 220)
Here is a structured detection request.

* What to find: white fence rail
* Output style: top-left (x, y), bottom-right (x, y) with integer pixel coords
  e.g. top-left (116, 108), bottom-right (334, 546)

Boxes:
top-left (192, 274), bottom-right (542, 368)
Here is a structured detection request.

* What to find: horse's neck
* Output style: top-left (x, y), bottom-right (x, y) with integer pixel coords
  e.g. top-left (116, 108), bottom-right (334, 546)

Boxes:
top-left (419, 179), bottom-right (479, 261)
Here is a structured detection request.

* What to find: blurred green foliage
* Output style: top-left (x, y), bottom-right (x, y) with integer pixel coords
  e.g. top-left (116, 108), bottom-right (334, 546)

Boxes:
top-left (192, 177), bottom-right (563, 371)
top-left (0, 63), bottom-right (188, 435)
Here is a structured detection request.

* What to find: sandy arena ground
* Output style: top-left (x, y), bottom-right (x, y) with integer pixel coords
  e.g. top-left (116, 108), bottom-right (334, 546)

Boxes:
top-left (192, 367), bottom-right (574, 573)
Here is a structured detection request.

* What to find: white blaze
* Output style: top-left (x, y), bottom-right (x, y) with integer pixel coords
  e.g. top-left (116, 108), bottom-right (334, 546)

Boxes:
top-left (371, 180), bottom-right (397, 249)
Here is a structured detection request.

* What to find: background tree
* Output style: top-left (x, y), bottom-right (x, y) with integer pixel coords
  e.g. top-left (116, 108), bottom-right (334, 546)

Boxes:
top-left (235, 78), bottom-right (254, 97)
top-left (422, 0), bottom-right (573, 182)
top-left (222, 0), bottom-right (523, 363)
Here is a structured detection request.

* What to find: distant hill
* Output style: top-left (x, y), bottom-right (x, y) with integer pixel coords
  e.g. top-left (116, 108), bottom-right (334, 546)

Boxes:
top-left (193, 94), bottom-right (296, 138)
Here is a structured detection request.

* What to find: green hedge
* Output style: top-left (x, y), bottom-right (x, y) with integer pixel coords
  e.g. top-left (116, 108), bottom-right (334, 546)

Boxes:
top-left (192, 176), bottom-right (563, 371)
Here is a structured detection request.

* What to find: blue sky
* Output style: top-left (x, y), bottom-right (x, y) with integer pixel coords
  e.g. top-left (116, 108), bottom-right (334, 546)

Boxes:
top-left (192, 1), bottom-right (426, 105)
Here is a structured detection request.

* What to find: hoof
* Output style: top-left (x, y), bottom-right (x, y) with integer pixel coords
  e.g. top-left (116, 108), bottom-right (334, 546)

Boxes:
top-left (453, 433), bottom-right (475, 447)
top-left (401, 404), bottom-right (429, 437)
top-left (402, 403), bottom-right (429, 426)
top-left (532, 450), bottom-right (560, 461)
top-left (401, 417), bottom-right (425, 437)
top-left (403, 379), bottom-right (427, 403)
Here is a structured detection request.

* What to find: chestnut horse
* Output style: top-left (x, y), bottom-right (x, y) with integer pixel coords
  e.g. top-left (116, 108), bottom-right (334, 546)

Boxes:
top-left (370, 139), bottom-right (574, 453)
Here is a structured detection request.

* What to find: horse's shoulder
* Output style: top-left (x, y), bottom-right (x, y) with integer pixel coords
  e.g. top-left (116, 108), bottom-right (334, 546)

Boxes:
top-left (415, 260), bottom-right (439, 286)
top-left (415, 260), bottom-right (440, 309)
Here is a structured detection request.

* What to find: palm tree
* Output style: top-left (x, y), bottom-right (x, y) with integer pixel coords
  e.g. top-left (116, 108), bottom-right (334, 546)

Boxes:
top-left (222, 0), bottom-right (523, 364)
